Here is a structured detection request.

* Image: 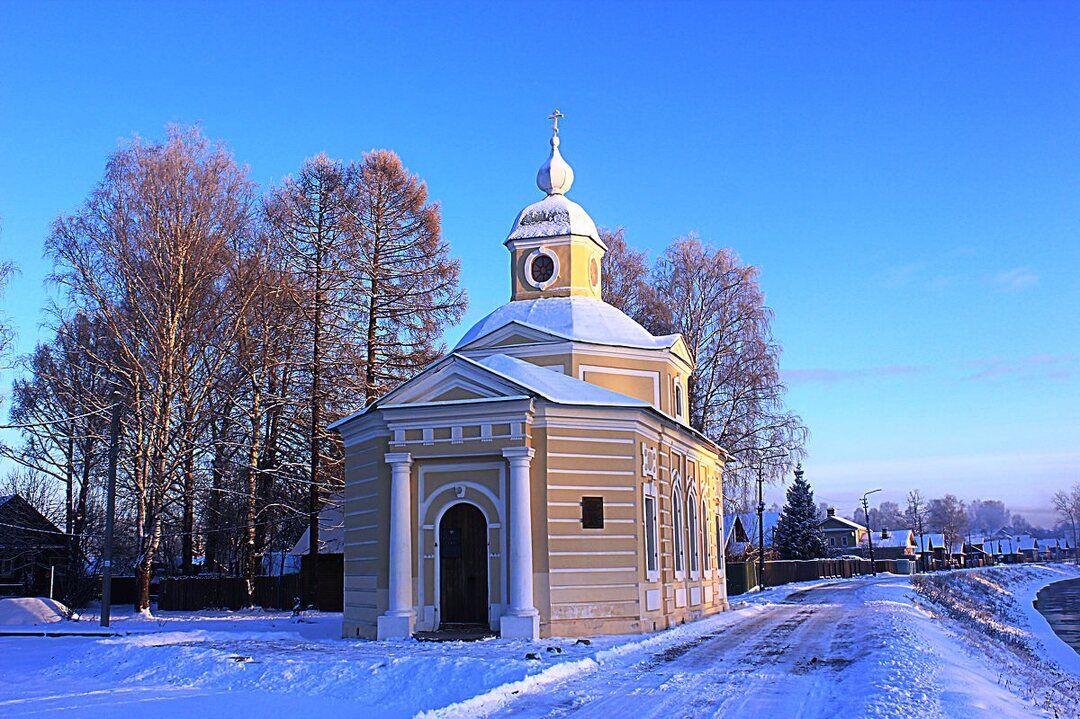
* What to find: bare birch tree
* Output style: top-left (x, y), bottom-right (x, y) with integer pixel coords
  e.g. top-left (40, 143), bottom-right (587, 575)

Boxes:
top-left (46, 125), bottom-right (255, 610)
top-left (599, 227), bottom-right (655, 321)
top-left (647, 235), bottom-right (807, 490)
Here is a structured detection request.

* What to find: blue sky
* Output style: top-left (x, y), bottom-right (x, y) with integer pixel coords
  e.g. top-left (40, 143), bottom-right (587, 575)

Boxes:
top-left (1, 2), bottom-right (1077, 524)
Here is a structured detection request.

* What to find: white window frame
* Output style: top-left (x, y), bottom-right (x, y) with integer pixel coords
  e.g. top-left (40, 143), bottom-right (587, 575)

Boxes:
top-left (702, 497), bottom-right (712, 575)
top-left (673, 376), bottom-right (683, 419)
top-left (643, 482), bottom-right (659, 582)
top-left (715, 513), bottom-right (725, 577)
top-left (672, 484), bottom-right (685, 579)
top-left (687, 487), bottom-right (700, 579)
top-left (525, 246), bottom-right (560, 290)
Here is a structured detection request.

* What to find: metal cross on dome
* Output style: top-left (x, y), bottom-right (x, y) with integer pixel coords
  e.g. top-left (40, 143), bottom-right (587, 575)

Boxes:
top-left (548, 108), bottom-right (565, 135)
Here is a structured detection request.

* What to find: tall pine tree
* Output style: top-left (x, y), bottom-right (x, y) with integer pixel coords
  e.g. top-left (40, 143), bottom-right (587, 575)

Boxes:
top-left (772, 465), bottom-right (829, 560)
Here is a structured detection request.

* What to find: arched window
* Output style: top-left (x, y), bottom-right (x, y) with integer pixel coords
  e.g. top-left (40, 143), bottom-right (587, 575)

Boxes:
top-left (687, 490), bottom-right (700, 574)
top-left (674, 379), bottom-right (683, 418)
top-left (672, 488), bottom-right (685, 574)
top-left (702, 499), bottom-right (711, 572)
top-left (643, 483), bottom-right (659, 580)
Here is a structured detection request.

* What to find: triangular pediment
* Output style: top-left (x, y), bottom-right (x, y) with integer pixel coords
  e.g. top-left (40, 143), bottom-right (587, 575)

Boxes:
top-left (455, 321), bottom-right (565, 352)
top-left (428, 386), bottom-right (490, 402)
top-left (377, 354), bottom-right (531, 408)
top-left (669, 335), bottom-right (694, 368)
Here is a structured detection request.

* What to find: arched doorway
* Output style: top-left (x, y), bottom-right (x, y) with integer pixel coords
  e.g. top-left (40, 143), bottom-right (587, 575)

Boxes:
top-left (439, 503), bottom-right (489, 626)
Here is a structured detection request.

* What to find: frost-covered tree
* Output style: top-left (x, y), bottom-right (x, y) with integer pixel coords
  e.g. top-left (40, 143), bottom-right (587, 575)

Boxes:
top-left (772, 465), bottom-right (829, 560)
top-left (600, 227), bottom-right (655, 320)
top-left (647, 235), bottom-right (807, 488)
top-left (1053, 485), bottom-right (1080, 565)
top-left (966, 499), bottom-right (1010, 535)
top-left (928, 495), bottom-right (967, 558)
top-left (47, 125), bottom-right (255, 610)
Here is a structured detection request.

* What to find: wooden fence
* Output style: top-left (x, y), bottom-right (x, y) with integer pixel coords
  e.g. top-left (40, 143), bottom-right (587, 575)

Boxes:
top-left (156, 553), bottom-right (344, 612)
top-left (157, 574), bottom-right (304, 611)
top-left (726, 557), bottom-right (911, 596)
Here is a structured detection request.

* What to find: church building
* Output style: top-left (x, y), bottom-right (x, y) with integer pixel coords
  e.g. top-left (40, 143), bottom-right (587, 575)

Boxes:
top-left (331, 116), bottom-right (730, 640)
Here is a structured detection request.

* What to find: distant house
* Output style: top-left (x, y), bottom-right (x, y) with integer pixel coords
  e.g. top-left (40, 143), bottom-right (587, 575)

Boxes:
top-left (1047, 536), bottom-right (1076, 561)
top-left (915, 533), bottom-right (954, 568)
top-left (290, 499), bottom-right (344, 611)
top-left (962, 542), bottom-right (990, 567)
top-left (722, 512), bottom-right (780, 559)
top-left (867, 528), bottom-right (917, 560)
top-left (819, 508), bottom-right (867, 553)
top-left (291, 500), bottom-right (345, 557)
top-left (981, 537), bottom-right (1024, 563)
top-left (0, 495), bottom-right (67, 597)
top-left (1015, 535), bottom-right (1040, 562)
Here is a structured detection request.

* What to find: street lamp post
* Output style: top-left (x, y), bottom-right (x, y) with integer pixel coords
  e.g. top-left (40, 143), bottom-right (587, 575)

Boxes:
top-left (755, 452), bottom-right (786, 584)
top-left (756, 462), bottom-right (766, 580)
top-left (861, 488), bottom-right (882, 576)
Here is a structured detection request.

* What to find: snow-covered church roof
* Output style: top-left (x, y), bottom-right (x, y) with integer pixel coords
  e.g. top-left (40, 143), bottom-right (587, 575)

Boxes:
top-left (469, 353), bottom-right (651, 408)
top-left (455, 296), bottom-right (680, 351)
top-left (507, 194), bottom-right (603, 246)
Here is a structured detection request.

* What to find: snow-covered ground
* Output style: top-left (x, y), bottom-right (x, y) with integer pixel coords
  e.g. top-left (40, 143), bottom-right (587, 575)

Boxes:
top-left (1, 566), bottom-right (1078, 718)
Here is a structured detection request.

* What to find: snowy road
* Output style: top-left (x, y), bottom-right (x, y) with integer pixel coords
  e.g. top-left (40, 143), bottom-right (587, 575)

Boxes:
top-left (4, 569), bottom-right (1077, 719)
top-left (482, 581), bottom-right (878, 719)
top-left (479, 578), bottom-right (1036, 719)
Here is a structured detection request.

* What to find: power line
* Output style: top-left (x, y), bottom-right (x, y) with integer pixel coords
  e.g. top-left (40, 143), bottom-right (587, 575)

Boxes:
top-left (0, 403), bottom-right (118, 431)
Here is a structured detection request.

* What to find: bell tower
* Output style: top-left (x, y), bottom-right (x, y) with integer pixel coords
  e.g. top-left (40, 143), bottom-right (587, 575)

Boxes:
top-left (505, 110), bottom-right (607, 302)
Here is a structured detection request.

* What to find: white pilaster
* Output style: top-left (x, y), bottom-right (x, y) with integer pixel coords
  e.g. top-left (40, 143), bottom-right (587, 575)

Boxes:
top-left (501, 446), bottom-right (539, 640)
top-left (378, 452), bottom-right (415, 640)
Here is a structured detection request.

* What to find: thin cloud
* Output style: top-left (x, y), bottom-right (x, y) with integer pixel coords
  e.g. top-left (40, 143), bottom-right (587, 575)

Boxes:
top-left (964, 354), bottom-right (1078, 382)
top-left (784, 365), bottom-right (928, 385)
top-left (992, 266), bottom-right (1039, 291)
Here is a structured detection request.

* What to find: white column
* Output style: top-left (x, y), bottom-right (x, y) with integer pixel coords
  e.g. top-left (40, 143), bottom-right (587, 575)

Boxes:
top-left (378, 452), bottom-right (415, 640)
top-left (500, 446), bottom-right (539, 639)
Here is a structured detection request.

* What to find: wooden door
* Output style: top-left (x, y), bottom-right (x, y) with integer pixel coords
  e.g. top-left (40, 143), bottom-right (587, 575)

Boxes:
top-left (439, 503), bottom-right (488, 625)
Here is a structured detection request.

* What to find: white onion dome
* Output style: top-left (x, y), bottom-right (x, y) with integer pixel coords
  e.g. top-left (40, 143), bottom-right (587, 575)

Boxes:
top-left (536, 132), bottom-right (574, 195)
top-left (507, 118), bottom-right (604, 248)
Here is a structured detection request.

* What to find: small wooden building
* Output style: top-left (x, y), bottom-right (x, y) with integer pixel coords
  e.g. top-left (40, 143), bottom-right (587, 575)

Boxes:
top-left (0, 495), bottom-right (67, 597)
top-left (819, 509), bottom-right (867, 553)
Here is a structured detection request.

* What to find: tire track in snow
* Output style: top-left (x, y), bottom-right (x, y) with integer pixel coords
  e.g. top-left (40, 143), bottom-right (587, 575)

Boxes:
top-left (485, 581), bottom-right (879, 719)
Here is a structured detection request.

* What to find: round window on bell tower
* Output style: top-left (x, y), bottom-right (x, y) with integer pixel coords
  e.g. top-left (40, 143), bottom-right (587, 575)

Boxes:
top-left (525, 248), bottom-right (559, 290)
top-left (532, 254), bottom-right (554, 283)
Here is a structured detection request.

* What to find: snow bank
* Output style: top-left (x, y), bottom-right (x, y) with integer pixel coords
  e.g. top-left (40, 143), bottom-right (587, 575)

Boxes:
top-left (912, 563), bottom-right (1080, 716)
top-left (0, 596), bottom-right (72, 626)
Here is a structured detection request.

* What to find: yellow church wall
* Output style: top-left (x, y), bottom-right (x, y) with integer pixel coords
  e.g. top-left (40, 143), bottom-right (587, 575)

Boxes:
top-left (509, 237), bottom-right (602, 302)
top-left (541, 426), bottom-right (641, 635)
top-left (532, 412), bottom-right (727, 637)
top-left (342, 432), bottom-right (392, 639)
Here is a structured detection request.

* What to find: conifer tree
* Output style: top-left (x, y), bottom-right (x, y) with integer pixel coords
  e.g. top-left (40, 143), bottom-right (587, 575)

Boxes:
top-left (772, 465), bottom-right (829, 560)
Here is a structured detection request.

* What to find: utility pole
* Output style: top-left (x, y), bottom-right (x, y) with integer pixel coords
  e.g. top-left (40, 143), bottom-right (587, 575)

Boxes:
top-left (100, 391), bottom-right (122, 628)
top-left (862, 488), bottom-right (882, 576)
